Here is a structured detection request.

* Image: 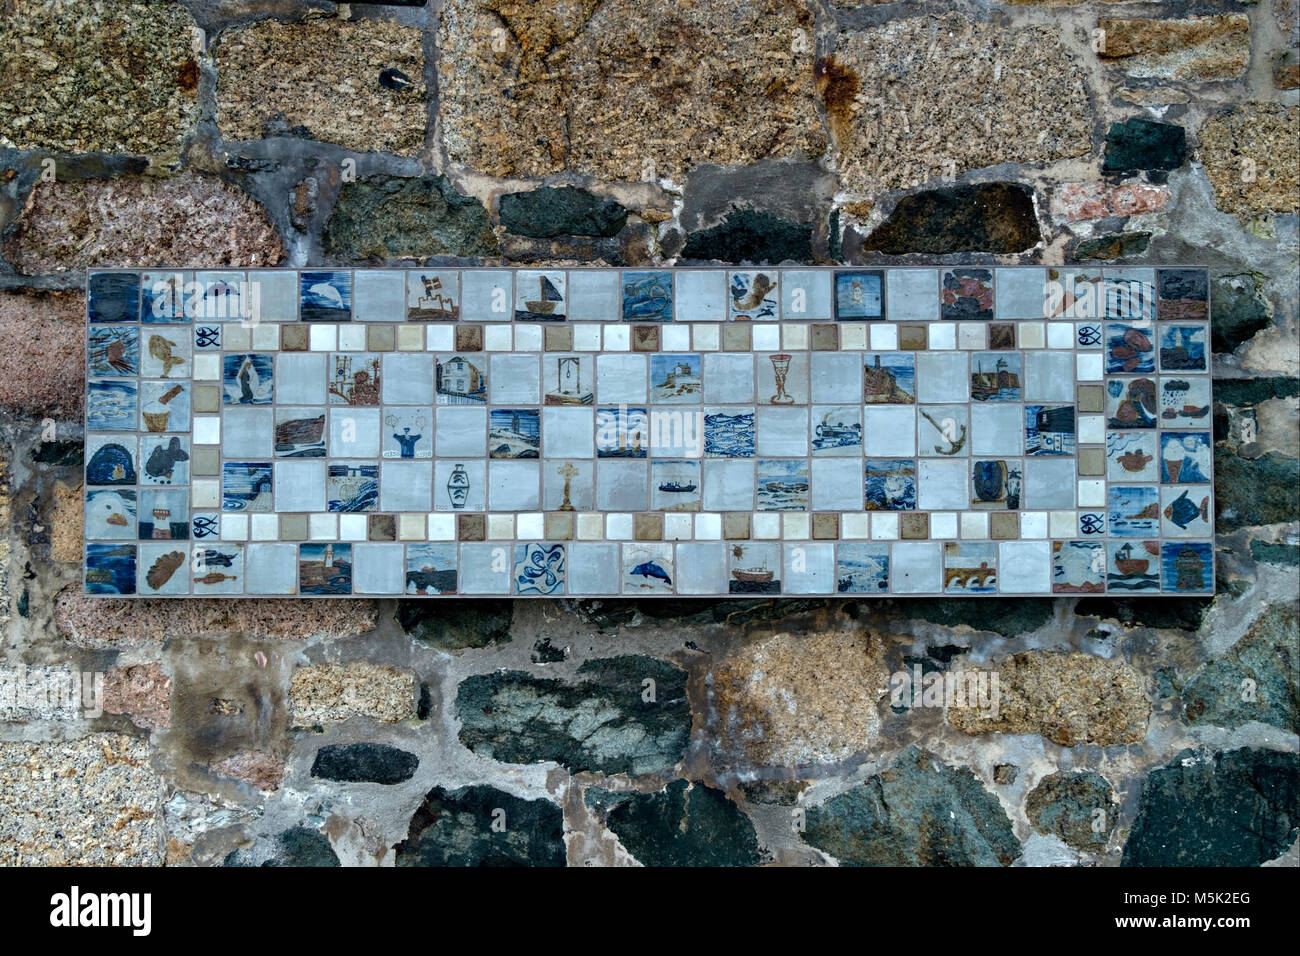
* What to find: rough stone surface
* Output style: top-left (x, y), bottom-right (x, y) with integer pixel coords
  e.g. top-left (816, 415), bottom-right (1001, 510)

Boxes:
top-left (102, 662), bottom-right (172, 731)
top-left (586, 780), bottom-right (763, 866)
top-left (1181, 603), bottom-right (1300, 733)
top-left (395, 785), bottom-right (565, 866)
top-left (681, 208), bottom-right (814, 264)
top-left (0, 0), bottom-right (199, 154)
top-left (858, 183), bottom-right (1040, 255)
top-left (1214, 450), bottom-right (1300, 530)
top-left (947, 652), bottom-right (1149, 746)
top-left (1052, 182), bottom-right (1169, 222)
top-left (1199, 104), bottom-right (1300, 217)
top-left (1073, 232), bottom-right (1152, 260)
top-left (395, 600), bottom-right (512, 651)
top-left (823, 14), bottom-right (1092, 195)
top-left (0, 735), bottom-right (161, 865)
top-left (437, 0), bottom-right (827, 180)
top-left (4, 173), bottom-right (284, 274)
top-left (1097, 16), bottom-right (1252, 81)
top-left (49, 481), bottom-right (83, 563)
top-left (290, 663), bottom-right (417, 726)
top-left (707, 630), bottom-right (887, 770)
top-left (1123, 749), bottom-right (1300, 866)
top-left (456, 655), bottom-right (690, 775)
top-left (1025, 770), bottom-right (1115, 851)
top-left (325, 175), bottom-right (498, 260)
top-left (226, 824), bottom-right (340, 867)
top-left (499, 186), bottom-right (628, 238)
top-left (214, 16), bottom-right (427, 154)
top-left (310, 742), bottom-right (419, 784)
top-left (209, 751), bottom-right (286, 792)
top-left (54, 590), bottom-right (379, 646)
top-left (1212, 274), bottom-right (1273, 353)
top-left (0, 291), bottom-right (85, 418)
top-left (1102, 119), bottom-right (1186, 175)
top-left (802, 748), bottom-right (1020, 866)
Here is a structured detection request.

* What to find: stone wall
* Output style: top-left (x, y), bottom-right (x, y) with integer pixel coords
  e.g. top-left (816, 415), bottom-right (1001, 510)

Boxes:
top-left (0, 0), bottom-right (1296, 866)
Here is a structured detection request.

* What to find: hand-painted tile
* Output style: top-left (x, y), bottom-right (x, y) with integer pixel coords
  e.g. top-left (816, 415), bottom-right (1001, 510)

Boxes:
top-left (1052, 540), bottom-right (1105, 593)
top-left (622, 543), bottom-right (673, 593)
top-left (88, 325), bottom-right (140, 377)
top-left (944, 542), bottom-right (996, 593)
top-left (941, 268), bottom-right (993, 321)
top-left (1108, 485), bottom-right (1160, 537)
top-left (1161, 541), bottom-right (1213, 592)
top-left (729, 271), bottom-right (779, 321)
top-left (1105, 377), bottom-right (1158, 428)
top-left (1158, 325), bottom-right (1208, 371)
top-left (1155, 269), bottom-right (1208, 320)
top-left (1159, 432), bottom-right (1212, 483)
top-left (299, 543), bottom-right (350, 594)
top-left (89, 272), bottom-right (142, 324)
top-left (300, 271), bottom-right (352, 322)
top-left (622, 271), bottom-right (673, 322)
top-left (865, 458), bottom-right (916, 511)
top-left (85, 543), bottom-right (136, 594)
top-left (1105, 324), bottom-right (1155, 374)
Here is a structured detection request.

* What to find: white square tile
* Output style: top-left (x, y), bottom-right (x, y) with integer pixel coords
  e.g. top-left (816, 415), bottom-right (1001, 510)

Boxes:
top-left (839, 323), bottom-right (867, 350)
top-left (250, 513), bottom-right (279, 540)
top-left (192, 479), bottom-right (219, 508)
top-left (1077, 479), bottom-right (1107, 507)
top-left (661, 324), bottom-right (691, 351)
top-left (927, 323), bottom-right (956, 349)
top-left (1078, 414), bottom-right (1105, 444)
top-left (870, 512), bottom-right (899, 540)
top-left (222, 324), bottom-right (252, 350)
top-left (339, 513), bottom-right (368, 540)
top-left (842, 513), bottom-right (870, 539)
top-left (486, 513), bottom-right (514, 538)
top-left (869, 323), bottom-right (898, 350)
top-left (664, 513), bottom-right (693, 540)
top-left (752, 512), bottom-right (781, 539)
top-left (960, 512), bottom-right (989, 539)
top-left (783, 513), bottom-right (810, 539)
top-left (958, 323), bottom-right (986, 350)
top-left (399, 514), bottom-right (426, 541)
top-left (514, 324), bottom-right (542, 352)
top-left (1049, 510), bottom-right (1077, 538)
top-left (427, 513), bottom-right (456, 540)
top-left (752, 325), bottom-right (781, 351)
top-left (1018, 322), bottom-right (1045, 348)
top-left (396, 325), bottom-right (423, 351)
top-left (1047, 322), bottom-right (1074, 349)
top-left (425, 325), bottom-right (454, 351)
top-left (782, 324), bottom-right (809, 350)
top-left (695, 513), bottom-right (722, 540)
top-left (193, 416), bottom-right (220, 444)
top-left (930, 512), bottom-right (958, 539)
top-left (484, 324), bottom-right (513, 351)
top-left (309, 513), bottom-right (338, 540)
top-left (516, 512), bottom-right (544, 539)
top-left (251, 323), bottom-right (280, 350)
top-left (1020, 511), bottom-right (1048, 538)
top-left (604, 324), bottom-right (629, 351)
top-left (193, 354), bottom-right (220, 380)
top-left (221, 514), bottom-right (248, 541)
top-left (577, 513), bottom-right (604, 540)
top-left (605, 512), bottom-right (633, 539)
top-left (693, 324), bottom-right (720, 351)
top-left (573, 324), bottom-right (602, 351)
top-left (309, 324), bottom-right (337, 351)
top-left (1076, 352), bottom-right (1103, 380)
top-left (337, 324), bottom-right (366, 351)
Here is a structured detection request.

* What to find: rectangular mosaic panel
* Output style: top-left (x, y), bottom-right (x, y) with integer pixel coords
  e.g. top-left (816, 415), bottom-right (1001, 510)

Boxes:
top-left (83, 266), bottom-right (1215, 597)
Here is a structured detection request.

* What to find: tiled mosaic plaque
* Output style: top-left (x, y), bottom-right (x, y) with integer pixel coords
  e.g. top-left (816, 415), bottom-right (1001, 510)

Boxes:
top-left (84, 267), bottom-right (1215, 597)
